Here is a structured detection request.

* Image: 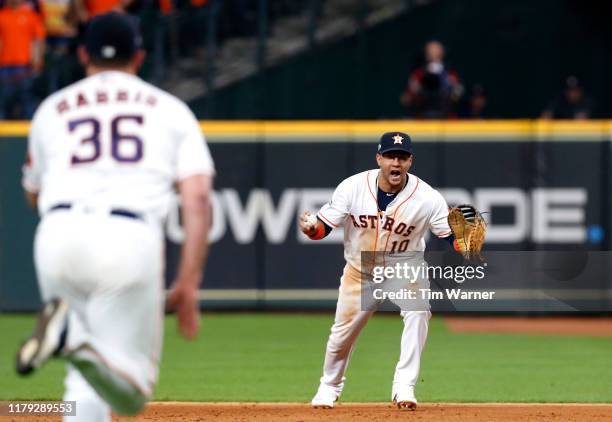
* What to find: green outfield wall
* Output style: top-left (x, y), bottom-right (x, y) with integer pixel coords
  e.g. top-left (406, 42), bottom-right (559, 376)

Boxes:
top-left (1, 120), bottom-right (611, 311)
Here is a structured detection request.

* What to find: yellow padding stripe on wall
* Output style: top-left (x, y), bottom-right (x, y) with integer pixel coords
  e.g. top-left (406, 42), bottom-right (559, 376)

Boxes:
top-left (197, 120), bottom-right (611, 138)
top-left (2, 120), bottom-right (611, 138)
top-left (0, 122), bottom-right (30, 136)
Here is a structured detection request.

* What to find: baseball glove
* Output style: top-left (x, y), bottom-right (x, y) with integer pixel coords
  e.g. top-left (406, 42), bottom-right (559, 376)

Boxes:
top-left (448, 204), bottom-right (487, 262)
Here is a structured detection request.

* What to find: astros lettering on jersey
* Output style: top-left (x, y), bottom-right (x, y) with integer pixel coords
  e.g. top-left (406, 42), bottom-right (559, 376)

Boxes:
top-left (317, 169), bottom-right (451, 272)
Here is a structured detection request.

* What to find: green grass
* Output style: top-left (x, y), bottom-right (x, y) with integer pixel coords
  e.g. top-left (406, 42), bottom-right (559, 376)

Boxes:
top-left (1, 314), bottom-right (611, 402)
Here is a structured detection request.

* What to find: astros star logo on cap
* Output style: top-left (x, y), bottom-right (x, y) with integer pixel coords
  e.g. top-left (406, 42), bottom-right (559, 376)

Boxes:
top-left (392, 134), bottom-right (403, 144)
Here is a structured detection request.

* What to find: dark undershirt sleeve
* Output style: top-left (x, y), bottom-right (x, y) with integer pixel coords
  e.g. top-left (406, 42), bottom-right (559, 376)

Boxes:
top-left (317, 216), bottom-right (333, 238)
top-left (442, 234), bottom-right (455, 247)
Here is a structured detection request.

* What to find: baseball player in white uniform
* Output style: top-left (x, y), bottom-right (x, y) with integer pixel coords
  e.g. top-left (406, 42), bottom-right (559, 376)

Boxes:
top-left (299, 132), bottom-right (453, 410)
top-left (16, 13), bottom-right (215, 421)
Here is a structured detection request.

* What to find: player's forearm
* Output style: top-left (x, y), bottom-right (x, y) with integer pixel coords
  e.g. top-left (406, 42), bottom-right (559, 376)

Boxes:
top-left (176, 176), bottom-right (212, 288)
top-left (177, 202), bottom-right (210, 287)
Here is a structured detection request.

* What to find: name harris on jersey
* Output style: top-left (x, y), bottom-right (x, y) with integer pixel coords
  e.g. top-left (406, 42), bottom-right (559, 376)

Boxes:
top-left (54, 89), bottom-right (158, 115)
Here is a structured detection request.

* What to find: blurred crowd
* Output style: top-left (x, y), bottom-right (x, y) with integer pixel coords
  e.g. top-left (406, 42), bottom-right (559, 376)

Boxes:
top-left (0, 0), bottom-right (224, 119)
top-left (540, 75), bottom-right (592, 120)
top-left (0, 3), bottom-right (598, 120)
top-left (0, 0), bottom-right (312, 119)
top-left (0, 0), bottom-right (144, 119)
top-left (399, 40), bottom-right (592, 121)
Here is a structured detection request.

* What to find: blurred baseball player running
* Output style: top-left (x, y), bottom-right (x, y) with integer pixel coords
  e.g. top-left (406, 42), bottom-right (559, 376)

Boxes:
top-left (300, 132), bottom-right (453, 410)
top-left (16, 12), bottom-right (215, 421)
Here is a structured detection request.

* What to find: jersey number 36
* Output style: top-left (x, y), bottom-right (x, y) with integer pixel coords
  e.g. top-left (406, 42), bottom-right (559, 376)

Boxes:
top-left (69, 115), bottom-right (144, 165)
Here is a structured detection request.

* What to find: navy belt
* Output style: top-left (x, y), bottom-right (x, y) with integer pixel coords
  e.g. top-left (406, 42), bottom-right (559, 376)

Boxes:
top-left (48, 203), bottom-right (143, 221)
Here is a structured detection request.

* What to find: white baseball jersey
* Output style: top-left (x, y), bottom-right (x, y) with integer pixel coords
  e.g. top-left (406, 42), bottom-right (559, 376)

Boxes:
top-left (317, 169), bottom-right (451, 271)
top-left (23, 70), bottom-right (215, 222)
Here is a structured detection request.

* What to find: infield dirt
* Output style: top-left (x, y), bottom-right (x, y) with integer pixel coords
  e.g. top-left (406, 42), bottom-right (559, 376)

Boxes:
top-left (116, 402), bottom-right (612, 421)
top-left (6, 403), bottom-right (612, 421)
top-left (445, 316), bottom-right (612, 337)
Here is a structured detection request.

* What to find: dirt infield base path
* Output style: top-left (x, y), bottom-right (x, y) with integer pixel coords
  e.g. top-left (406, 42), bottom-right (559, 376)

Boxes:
top-left (111, 402), bottom-right (612, 421)
top-left (444, 317), bottom-right (612, 337)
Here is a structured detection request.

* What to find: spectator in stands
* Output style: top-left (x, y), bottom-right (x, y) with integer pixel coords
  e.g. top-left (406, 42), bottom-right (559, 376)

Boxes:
top-left (400, 40), bottom-right (464, 119)
top-left (42, 0), bottom-right (77, 91)
top-left (17, 0), bottom-right (45, 14)
top-left (459, 83), bottom-right (489, 119)
top-left (158, 0), bottom-right (171, 15)
top-left (541, 76), bottom-right (592, 120)
top-left (178, 0), bottom-right (209, 55)
top-left (69, 0), bottom-right (133, 44)
top-left (230, 0), bottom-right (258, 36)
top-left (0, 0), bottom-right (45, 119)
top-left (43, 0), bottom-right (77, 46)
top-left (71, 0), bottom-right (130, 22)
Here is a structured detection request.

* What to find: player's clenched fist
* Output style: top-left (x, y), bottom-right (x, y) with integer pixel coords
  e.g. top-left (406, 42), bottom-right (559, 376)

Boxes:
top-left (299, 211), bottom-right (319, 235)
top-left (299, 211), bottom-right (320, 236)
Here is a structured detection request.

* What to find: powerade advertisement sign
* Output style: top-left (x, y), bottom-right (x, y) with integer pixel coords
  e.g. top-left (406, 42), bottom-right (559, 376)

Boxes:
top-left (166, 186), bottom-right (593, 246)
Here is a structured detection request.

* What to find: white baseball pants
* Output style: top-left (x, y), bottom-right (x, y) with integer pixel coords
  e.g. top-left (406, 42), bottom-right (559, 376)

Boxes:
top-left (34, 210), bottom-right (165, 422)
top-left (316, 264), bottom-right (431, 399)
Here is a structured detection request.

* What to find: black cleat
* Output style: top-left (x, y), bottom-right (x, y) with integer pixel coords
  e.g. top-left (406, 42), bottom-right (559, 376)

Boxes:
top-left (16, 298), bottom-right (68, 375)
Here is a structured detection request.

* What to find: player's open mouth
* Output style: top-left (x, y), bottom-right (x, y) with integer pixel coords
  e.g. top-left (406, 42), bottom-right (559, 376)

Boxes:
top-left (389, 170), bottom-right (402, 183)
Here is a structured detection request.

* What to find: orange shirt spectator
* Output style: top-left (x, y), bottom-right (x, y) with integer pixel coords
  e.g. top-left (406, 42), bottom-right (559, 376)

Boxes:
top-left (0, 1), bottom-right (46, 67)
top-left (72, 0), bottom-right (130, 22)
top-left (86, 0), bottom-right (121, 17)
top-left (42, 0), bottom-right (76, 38)
top-left (158, 0), bottom-right (172, 15)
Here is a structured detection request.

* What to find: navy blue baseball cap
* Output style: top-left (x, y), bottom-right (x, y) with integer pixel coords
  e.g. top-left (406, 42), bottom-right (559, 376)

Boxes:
top-left (85, 12), bottom-right (142, 61)
top-left (377, 132), bottom-right (413, 155)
